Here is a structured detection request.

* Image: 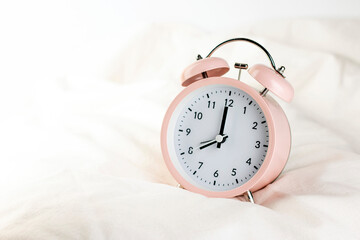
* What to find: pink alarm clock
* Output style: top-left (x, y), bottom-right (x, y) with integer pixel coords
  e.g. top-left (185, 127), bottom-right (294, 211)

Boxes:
top-left (161, 38), bottom-right (294, 203)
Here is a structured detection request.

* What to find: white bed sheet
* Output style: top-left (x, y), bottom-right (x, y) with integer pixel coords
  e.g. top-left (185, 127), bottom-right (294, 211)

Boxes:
top-left (0, 19), bottom-right (360, 239)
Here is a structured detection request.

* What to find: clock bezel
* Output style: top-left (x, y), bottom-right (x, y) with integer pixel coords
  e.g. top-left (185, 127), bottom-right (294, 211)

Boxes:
top-left (161, 77), bottom-right (276, 198)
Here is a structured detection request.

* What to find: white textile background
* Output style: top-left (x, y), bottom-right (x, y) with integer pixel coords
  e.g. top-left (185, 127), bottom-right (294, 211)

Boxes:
top-left (0, 1), bottom-right (360, 239)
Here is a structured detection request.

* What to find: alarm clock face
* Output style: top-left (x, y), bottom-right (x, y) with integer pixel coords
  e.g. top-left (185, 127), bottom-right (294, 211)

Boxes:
top-left (163, 79), bottom-right (271, 194)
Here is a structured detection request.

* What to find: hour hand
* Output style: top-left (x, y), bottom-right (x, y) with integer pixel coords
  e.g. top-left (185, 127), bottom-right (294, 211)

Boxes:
top-left (197, 135), bottom-right (228, 150)
top-left (198, 139), bottom-right (217, 150)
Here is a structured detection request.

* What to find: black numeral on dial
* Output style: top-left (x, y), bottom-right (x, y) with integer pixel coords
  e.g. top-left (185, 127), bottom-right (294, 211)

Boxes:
top-left (231, 168), bottom-right (237, 176)
top-left (194, 112), bottom-right (203, 120)
top-left (198, 161), bottom-right (203, 169)
top-left (186, 128), bottom-right (191, 135)
top-left (225, 99), bottom-right (234, 107)
top-left (255, 141), bottom-right (260, 148)
top-left (188, 147), bottom-right (193, 154)
top-left (213, 170), bottom-right (219, 178)
top-left (252, 122), bottom-right (258, 130)
top-left (207, 101), bottom-right (216, 109)
top-left (246, 158), bottom-right (252, 165)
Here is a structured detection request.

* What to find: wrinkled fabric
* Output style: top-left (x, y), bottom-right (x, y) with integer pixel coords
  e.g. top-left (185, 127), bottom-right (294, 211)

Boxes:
top-left (0, 19), bottom-right (359, 239)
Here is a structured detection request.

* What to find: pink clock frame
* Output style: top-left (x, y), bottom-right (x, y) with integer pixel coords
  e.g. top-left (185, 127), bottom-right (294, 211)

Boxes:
top-left (161, 77), bottom-right (291, 198)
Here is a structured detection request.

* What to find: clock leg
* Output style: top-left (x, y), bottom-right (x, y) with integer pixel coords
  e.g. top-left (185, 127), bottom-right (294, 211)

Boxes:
top-left (245, 190), bottom-right (255, 204)
top-left (176, 183), bottom-right (184, 189)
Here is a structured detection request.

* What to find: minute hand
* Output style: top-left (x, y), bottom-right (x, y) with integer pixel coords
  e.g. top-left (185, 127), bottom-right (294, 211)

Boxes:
top-left (217, 106), bottom-right (228, 148)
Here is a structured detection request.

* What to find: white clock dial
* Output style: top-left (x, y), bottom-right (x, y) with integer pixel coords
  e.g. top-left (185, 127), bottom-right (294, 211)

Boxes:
top-left (169, 84), bottom-right (269, 191)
